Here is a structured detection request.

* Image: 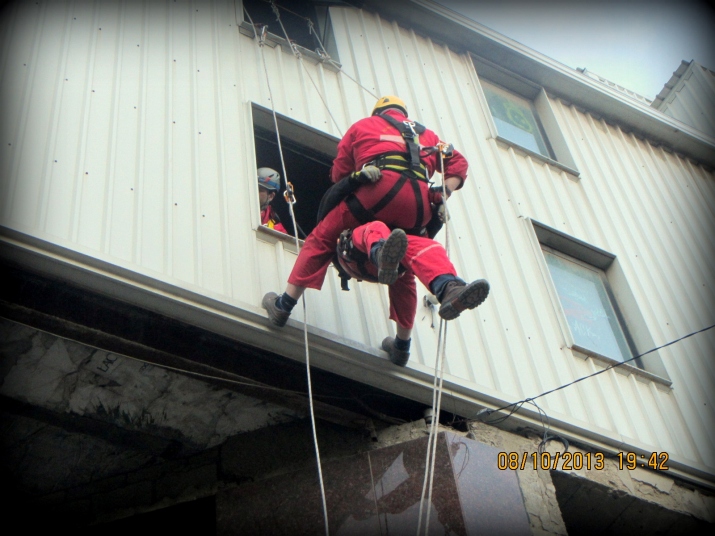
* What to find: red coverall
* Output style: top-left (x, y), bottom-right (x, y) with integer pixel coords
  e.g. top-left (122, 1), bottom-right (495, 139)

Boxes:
top-left (261, 204), bottom-right (287, 234)
top-left (287, 109), bottom-right (468, 329)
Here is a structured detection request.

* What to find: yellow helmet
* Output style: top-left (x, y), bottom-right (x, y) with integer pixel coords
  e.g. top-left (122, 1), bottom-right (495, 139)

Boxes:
top-left (372, 95), bottom-right (407, 116)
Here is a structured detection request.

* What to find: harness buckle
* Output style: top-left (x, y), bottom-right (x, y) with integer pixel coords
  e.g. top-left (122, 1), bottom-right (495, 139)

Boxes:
top-left (403, 120), bottom-right (419, 139)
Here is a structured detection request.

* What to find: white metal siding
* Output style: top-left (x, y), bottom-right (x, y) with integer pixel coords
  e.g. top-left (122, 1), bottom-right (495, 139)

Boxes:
top-left (659, 63), bottom-right (715, 138)
top-left (1, 1), bottom-right (713, 482)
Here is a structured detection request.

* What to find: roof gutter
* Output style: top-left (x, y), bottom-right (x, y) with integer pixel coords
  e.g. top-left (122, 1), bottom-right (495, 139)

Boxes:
top-left (359, 0), bottom-right (715, 168)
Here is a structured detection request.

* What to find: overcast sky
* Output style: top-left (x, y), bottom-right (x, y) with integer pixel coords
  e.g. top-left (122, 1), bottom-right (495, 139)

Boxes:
top-left (436, 0), bottom-right (715, 101)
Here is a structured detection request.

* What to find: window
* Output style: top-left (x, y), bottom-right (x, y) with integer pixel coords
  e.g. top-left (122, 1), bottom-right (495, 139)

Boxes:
top-left (252, 103), bottom-right (338, 238)
top-left (481, 80), bottom-right (552, 158)
top-left (240, 0), bottom-right (340, 62)
top-left (471, 55), bottom-right (579, 176)
top-left (542, 247), bottom-right (632, 362)
top-left (529, 220), bottom-right (669, 383)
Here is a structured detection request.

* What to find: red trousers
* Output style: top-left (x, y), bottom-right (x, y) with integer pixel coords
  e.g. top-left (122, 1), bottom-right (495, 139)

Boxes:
top-left (288, 204), bottom-right (457, 329)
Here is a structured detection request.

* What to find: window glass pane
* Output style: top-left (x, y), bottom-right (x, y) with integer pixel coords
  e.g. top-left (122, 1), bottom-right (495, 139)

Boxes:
top-left (482, 81), bottom-right (550, 157)
top-left (543, 250), bottom-right (631, 361)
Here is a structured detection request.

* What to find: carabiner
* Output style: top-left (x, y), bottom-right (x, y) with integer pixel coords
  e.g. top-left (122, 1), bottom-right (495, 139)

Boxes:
top-left (283, 182), bottom-right (297, 205)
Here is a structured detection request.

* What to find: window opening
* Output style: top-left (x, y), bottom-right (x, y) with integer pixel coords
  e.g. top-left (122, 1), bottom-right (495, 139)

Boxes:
top-left (252, 104), bottom-right (337, 238)
top-left (542, 246), bottom-right (633, 363)
top-left (242, 0), bottom-right (341, 60)
top-left (481, 80), bottom-right (554, 159)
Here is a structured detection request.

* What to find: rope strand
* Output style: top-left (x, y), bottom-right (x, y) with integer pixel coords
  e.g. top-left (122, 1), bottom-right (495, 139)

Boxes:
top-left (246, 5), bottom-right (330, 534)
top-left (417, 149), bottom-right (453, 536)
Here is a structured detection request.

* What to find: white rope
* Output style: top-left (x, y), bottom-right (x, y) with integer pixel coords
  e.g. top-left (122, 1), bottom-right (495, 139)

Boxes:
top-left (246, 5), bottom-right (330, 535)
top-left (416, 150), bottom-right (452, 535)
top-left (306, 18), bottom-right (379, 100)
top-left (270, 1), bottom-right (344, 137)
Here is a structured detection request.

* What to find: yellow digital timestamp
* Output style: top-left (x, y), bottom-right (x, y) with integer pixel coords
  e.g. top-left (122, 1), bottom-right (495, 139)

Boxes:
top-left (617, 451), bottom-right (669, 471)
top-left (497, 451), bottom-right (670, 471)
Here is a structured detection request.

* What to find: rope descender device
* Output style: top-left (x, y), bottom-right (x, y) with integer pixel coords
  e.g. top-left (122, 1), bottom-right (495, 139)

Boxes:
top-left (437, 142), bottom-right (454, 158)
top-left (284, 182), bottom-right (297, 205)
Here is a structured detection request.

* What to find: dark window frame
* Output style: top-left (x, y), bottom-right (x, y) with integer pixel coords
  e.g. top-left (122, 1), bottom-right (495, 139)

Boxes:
top-left (251, 103), bottom-right (339, 242)
top-left (471, 54), bottom-right (580, 177)
top-left (239, 0), bottom-right (342, 64)
top-left (530, 219), bottom-right (671, 385)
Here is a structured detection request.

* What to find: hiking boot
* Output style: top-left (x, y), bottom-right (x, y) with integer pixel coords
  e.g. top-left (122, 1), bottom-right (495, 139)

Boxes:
top-left (438, 279), bottom-right (490, 320)
top-left (262, 292), bottom-right (291, 327)
top-left (382, 337), bottom-right (410, 367)
top-left (376, 229), bottom-right (408, 285)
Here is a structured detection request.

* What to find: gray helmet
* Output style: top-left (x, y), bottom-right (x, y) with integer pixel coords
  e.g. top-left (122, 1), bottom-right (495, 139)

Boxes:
top-left (257, 167), bottom-right (280, 191)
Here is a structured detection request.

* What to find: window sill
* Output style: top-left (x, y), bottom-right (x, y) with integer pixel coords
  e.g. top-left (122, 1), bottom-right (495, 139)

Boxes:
top-left (494, 136), bottom-right (580, 179)
top-left (256, 224), bottom-right (303, 253)
top-left (572, 346), bottom-right (672, 388)
top-left (238, 22), bottom-right (341, 72)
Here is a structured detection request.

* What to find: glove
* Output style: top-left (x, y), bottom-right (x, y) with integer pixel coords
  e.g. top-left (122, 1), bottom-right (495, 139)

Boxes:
top-left (437, 203), bottom-right (450, 223)
top-left (428, 185), bottom-right (452, 205)
top-left (350, 165), bottom-right (382, 184)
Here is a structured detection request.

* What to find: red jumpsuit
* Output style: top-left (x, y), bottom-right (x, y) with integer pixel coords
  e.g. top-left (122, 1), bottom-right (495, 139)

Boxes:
top-left (287, 109), bottom-right (468, 329)
top-left (261, 204), bottom-right (287, 234)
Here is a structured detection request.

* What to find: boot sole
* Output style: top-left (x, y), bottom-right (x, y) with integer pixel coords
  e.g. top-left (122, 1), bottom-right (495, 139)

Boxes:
top-left (439, 279), bottom-right (490, 320)
top-left (378, 229), bottom-right (408, 285)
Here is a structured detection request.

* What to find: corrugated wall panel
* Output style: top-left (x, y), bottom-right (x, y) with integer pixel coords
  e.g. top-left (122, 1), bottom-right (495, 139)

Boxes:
top-left (660, 65), bottom-right (715, 138)
top-left (1, 1), bottom-right (713, 479)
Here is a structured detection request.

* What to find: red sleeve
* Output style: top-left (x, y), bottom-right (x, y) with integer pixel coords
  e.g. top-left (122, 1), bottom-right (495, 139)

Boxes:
top-left (330, 125), bottom-right (357, 183)
top-left (441, 148), bottom-right (468, 190)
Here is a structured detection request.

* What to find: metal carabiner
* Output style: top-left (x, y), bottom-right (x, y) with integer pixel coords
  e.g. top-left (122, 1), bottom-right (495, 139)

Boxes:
top-left (403, 120), bottom-right (419, 139)
top-left (283, 182), bottom-right (297, 205)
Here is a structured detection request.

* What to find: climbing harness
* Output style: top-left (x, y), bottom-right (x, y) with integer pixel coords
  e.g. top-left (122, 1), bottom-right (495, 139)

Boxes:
top-left (334, 228), bottom-right (407, 291)
top-left (344, 113), bottom-right (434, 235)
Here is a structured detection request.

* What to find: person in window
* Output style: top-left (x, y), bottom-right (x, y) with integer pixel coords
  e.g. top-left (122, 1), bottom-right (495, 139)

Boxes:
top-left (262, 96), bottom-right (489, 366)
top-left (257, 167), bottom-right (287, 234)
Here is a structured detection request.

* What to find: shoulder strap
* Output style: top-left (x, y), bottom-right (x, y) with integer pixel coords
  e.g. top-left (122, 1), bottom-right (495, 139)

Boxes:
top-left (377, 113), bottom-right (426, 172)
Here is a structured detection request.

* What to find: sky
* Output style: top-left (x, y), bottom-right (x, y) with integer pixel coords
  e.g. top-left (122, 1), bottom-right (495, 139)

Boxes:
top-left (435, 0), bottom-right (715, 101)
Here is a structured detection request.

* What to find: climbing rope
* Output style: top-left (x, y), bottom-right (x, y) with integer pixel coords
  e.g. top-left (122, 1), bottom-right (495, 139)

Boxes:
top-left (244, 6), bottom-right (330, 536)
top-left (416, 148), bottom-right (453, 535)
top-left (269, 1), bottom-right (344, 137)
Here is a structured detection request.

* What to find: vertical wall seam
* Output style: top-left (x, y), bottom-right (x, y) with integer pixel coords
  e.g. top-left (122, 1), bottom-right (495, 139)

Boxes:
top-left (70, 0), bottom-right (101, 243)
top-left (101, 0), bottom-right (124, 255)
top-left (212, 0), bottom-right (230, 296)
top-left (165, 0), bottom-right (174, 277)
top-left (190, 0), bottom-right (200, 285)
top-left (3, 0), bottom-right (46, 221)
top-left (37, 0), bottom-right (74, 233)
top-left (133, 0), bottom-right (150, 265)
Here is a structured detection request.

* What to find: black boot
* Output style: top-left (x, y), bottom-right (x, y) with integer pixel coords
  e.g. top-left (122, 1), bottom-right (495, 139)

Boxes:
top-left (262, 292), bottom-right (291, 327)
top-left (382, 337), bottom-right (410, 367)
top-left (438, 279), bottom-right (490, 320)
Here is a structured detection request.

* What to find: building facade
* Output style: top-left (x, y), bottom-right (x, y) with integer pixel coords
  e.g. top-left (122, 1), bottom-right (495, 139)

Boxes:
top-left (1, 0), bottom-right (713, 533)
